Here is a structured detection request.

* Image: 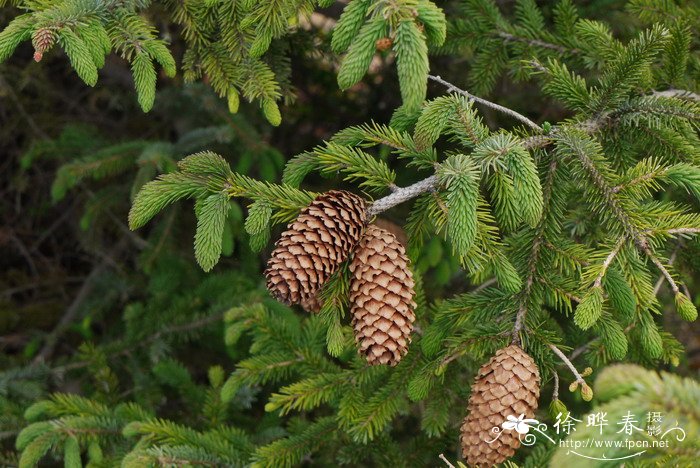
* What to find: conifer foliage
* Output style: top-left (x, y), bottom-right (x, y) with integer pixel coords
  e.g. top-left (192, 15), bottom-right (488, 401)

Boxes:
top-left (3, 0), bottom-right (700, 467)
top-left (0, 0), bottom-right (445, 120)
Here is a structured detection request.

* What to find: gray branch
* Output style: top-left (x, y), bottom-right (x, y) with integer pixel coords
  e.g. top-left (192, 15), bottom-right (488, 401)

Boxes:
top-left (367, 175), bottom-right (438, 216)
top-left (428, 74), bottom-right (543, 131)
top-left (653, 89), bottom-right (700, 101)
top-left (498, 32), bottom-right (579, 54)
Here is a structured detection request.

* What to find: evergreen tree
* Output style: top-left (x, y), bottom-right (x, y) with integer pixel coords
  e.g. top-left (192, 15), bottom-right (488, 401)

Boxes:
top-left (1, 0), bottom-right (699, 466)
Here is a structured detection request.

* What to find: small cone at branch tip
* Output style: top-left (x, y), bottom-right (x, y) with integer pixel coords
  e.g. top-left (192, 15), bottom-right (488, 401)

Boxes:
top-left (375, 37), bottom-right (393, 51)
top-left (548, 399), bottom-right (568, 420)
top-left (349, 225), bottom-right (416, 366)
top-left (32, 28), bottom-right (55, 62)
top-left (460, 344), bottom-right (540, 466)
top-left (265, 190), bottom-right (367, 308)
top-left (580, 383), bottom-right (593, 401)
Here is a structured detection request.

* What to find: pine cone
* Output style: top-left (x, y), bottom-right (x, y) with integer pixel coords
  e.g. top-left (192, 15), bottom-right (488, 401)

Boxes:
top-left (32, 28), bottom-right (56, 62)
top-left (373, 218), bottom-right (408, 246)
top-left (349, 225), bottom-right (416, 366)
top-left (460, 345), bottom-right (540, 467)
top-left (299, 294), bottom-right (323, 314)
top-left (265, 190), bottom-right (367, 307)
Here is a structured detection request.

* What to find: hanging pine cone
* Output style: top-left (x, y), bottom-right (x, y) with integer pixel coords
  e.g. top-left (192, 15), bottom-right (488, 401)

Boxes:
top-left (373, 218), bottom-right (408, 246)
top-left (460, 345), bottom-right (540, 467)
top-left (349, 225), bottom-right (416, 366)
top-left (32, 28), bottom-right (56, 62)
top-left (265, 190), bottom-right (367, 307)
top-left (299, 294), bottom-right (323, 314)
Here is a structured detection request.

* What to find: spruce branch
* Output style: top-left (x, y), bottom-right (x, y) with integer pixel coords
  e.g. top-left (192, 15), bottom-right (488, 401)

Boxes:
top-left (368, 77), bottom-right (557, 217)
top-left (367, 175), bottom-right (438, 216)
top-left (593, 236), bottom-right (627, 287)
top-left (569, 343), bottom-right (589, 361)
top-left (644, 247), bottom-right (679, 294)
top-left (654, 246), bottom-right (678, 294)
top-left (428, 75), bottom-right (543, 131)
top-left (325, 78), bottom-right (696, 223)
top-left (663, 228), bottom-right (700, 235)
top-left (653, 89), bottom-right (700, 101)
top-left (561, 131), bottom-right (690, 297)
top-left (512, 158), bottom-right (559, 343)
top-left (539, 277), bottom-right (582, 303)
top-left (612, 172), bottom-right (659, 193)
top-left (368, 74), bottom-right (622, 219)
top-left (439, 453), bottom-right (457, 468)
top-left (497, 32), bottom-right (578, 55)
top-left (548, 344), bottom-right (586, 387)
top-left (564, 135), bottom-right (642, 239)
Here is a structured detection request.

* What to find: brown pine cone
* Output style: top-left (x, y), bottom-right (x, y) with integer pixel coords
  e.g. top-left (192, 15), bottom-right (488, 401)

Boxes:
top-left (373, 218), bottom-right (408, 246)
top-left (265, 190), bottom-right (367, 307)
top-left (349, 225), bottom-right (416, 366)
top-left (299, 294), bottom-right (323, 314)
top-left (460, 345), bottom-right (541, 467)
